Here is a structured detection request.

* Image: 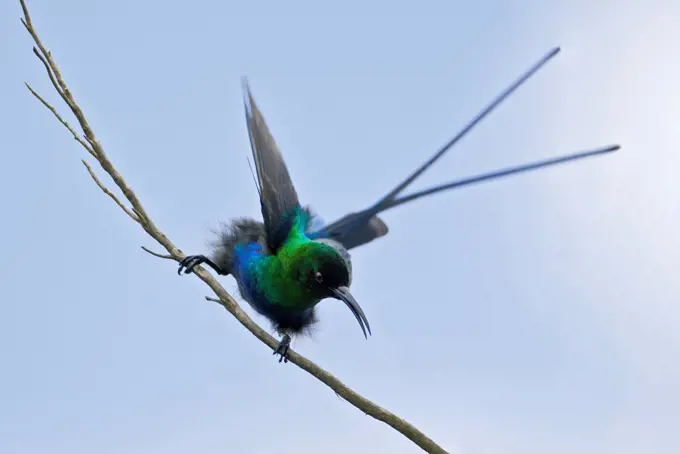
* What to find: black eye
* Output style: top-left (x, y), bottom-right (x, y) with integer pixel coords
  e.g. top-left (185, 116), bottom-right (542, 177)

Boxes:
top-left (315, 272), bottom-right (324, 283)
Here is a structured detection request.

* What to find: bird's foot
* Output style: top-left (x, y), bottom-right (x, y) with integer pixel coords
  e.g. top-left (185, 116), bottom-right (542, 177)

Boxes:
top-left (273, 335), bottom-right (292, 363)
top-left (177, 255), bottom-right (223, 275)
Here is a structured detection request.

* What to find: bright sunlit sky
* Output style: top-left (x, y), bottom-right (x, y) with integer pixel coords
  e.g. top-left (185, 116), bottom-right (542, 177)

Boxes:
top-left (2, 0), bottom-right (679, 453)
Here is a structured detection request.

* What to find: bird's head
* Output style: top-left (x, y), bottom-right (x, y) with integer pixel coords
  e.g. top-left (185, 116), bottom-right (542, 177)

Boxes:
top-left (295, 241), bottom-right (371, 338)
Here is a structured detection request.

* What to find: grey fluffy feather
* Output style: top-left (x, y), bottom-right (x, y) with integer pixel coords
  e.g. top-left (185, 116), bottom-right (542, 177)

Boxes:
top-left (209, 218), bottom-right (269, 276)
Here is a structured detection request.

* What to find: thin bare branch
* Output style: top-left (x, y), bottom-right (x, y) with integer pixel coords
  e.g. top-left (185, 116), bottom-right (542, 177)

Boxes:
top-left (141, 246), bottom-right (175, 260)
top-left (21, 0), bottom-right (155, 227)
top-left (25, 83), bottom-right (96, 157)
top-left (82, 160), bottom-right (140, 222)
top-left (19, 1), bottom-right (448, 452)
top-left (20, 6), bottom-right (78, 116)
top-left (30, 46), bottom-right (66, 99)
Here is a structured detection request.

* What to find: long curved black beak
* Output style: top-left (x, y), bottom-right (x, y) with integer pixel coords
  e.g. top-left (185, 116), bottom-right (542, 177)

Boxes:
top-left (331, 286), bottom-right (372, 339)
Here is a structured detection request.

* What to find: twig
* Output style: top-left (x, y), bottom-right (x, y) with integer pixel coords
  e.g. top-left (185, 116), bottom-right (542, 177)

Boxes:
top-left (31, 46), bottom-right (66, 100)
top-left (82, 160), bottom-right (140, 222)
top-left (19, 1), bottom-right (448, 452)
top-left (141, 246), bottom-right (175, 260)
top-left (25, 83), bottom-right (95, 157)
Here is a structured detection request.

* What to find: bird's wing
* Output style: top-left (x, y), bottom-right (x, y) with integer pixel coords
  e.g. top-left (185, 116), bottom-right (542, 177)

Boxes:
top-left (243, 79), bottom-right (302, 252)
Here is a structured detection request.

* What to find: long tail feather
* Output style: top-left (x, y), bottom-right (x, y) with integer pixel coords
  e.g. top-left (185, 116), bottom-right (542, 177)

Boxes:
top-left (372, 46), bottom-right (560, 211)
top-left (383, 144), bottom-right (620, 210)
top-left (319, 47), bottom-right (560, 238)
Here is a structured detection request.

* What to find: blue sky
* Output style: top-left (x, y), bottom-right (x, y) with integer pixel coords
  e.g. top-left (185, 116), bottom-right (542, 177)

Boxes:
top-left (2, 0), bottom-right (678, 453)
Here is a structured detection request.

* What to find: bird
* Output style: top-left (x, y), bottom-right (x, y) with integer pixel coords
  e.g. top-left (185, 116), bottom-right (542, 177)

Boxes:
top-left (177, 47), bottom-right (619, 363)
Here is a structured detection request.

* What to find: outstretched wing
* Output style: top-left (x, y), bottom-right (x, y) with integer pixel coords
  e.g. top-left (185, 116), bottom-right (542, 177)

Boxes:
top-left (243, 79), bottom-right (302, 252)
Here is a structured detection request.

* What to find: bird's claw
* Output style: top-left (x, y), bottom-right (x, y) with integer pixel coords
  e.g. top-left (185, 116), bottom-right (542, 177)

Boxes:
top-left (273, 335), bottom-right (291, 363)
top-left (178, 255), bottom-right (209, 275)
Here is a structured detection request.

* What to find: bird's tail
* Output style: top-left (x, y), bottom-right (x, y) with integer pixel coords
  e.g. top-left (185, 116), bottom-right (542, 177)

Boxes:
top-left (311, 47), bottom-right (619, 250)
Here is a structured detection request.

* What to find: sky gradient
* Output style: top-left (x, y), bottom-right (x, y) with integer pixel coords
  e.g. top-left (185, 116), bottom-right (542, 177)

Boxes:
top-left (2, 0), bottom-right (679, 453)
